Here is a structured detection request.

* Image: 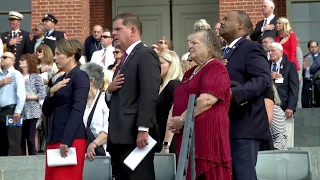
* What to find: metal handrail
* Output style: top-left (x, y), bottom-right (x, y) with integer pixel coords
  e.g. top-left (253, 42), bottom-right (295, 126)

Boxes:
top-left (175, 94), bottom-right (197, 180)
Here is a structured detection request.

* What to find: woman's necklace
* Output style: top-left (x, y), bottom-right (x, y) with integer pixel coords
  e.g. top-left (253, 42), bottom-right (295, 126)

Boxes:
top-left (192, 57), bottom-right (213, 76)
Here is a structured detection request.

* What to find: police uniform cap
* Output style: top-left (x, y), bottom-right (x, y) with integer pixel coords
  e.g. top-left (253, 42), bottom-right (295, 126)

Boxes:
top-left (42, 14), bottom-right (58, 24)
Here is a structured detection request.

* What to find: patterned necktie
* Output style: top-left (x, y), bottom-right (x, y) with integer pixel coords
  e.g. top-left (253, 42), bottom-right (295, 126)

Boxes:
top-left (263, 18), bottom-right (267, 26)
top-left (13, 32), bottom-right (17, 38)
top-left (222, 47), bottom-right (231, 58)
top-left (120, 52), bottom-right (128, 70)
top-left (101, 48), bottom-right (107, 65)
top-left (272, 63), bottom-right (277, 72)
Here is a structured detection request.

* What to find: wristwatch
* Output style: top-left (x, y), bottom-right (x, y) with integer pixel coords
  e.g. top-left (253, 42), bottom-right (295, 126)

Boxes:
top-left (163, 141), bottom-right (171, 146)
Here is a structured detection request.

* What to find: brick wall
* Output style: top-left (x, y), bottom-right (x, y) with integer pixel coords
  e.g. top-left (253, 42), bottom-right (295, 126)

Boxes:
top-left (219, 0), bottom-right (287, 27)
top-left (275, 0), bottom-right (287, 17)
top-left (31, 0), bottom-right (90, 43)
top-left (90, 0), bottom-right (113, 30)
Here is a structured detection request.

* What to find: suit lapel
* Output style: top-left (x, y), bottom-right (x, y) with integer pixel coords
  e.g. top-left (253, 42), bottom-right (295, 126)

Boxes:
top-left (279, 57), bottom-right (286, 74)
top-left (224, 37), bottom-right (245, 59)
top-left (120, 42), bottom-right (143, 73)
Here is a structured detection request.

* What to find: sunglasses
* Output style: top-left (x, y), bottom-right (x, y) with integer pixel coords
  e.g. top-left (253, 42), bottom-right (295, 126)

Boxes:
top-left (32, 28), bottom-right (42, 32)
top-left (187, 58), bottom-right (192, 62)
top-left (20, 58), bottom-right (26, 61)
top-left (101, 35), bottom-right (112, 39)
top-left (0, 56), bottom-right (13, 60)
top-left (113, 51), bottom-right (121, 54)
top-left (37, 50), bottom-right (43, 53)
top-left (158, 41), bottom-right (166, 45)
top-left (151, 46), bottom-right (159, 50)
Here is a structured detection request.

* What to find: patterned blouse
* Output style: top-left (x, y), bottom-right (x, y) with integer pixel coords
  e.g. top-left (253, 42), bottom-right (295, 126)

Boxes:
top-left (22, 73), bottom-right (46, 120)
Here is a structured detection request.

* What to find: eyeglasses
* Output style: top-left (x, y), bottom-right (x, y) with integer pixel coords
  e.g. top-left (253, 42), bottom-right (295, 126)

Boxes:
top-left (158, 41), bottom-right (166, 45)
top-left (0, 56), bottom-right (13, 60)
top-left (37, 50), bottom-right (43, 53)
top-left (151, 46), bottom-right (159, 50)
top-left (32, 28), bottom-right (41, 32)
top-left (113, 51), bottom-right (121, 54)
top-left (101, 35), bottom-right (112, 39)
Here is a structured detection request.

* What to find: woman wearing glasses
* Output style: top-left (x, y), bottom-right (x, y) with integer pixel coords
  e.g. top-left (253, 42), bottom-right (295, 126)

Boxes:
top-left (168, 29), bottom-right (232, 180)
top-left (19, 54), bottom-right (46, 155)
top-left (36, 44), bottom-right (58, 88)
top-left (158, 37), bottom-right (173, 52)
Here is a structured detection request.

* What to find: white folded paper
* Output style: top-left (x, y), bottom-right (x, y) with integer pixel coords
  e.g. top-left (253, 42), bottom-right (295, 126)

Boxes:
top-left (47, 147), bottom-right (77, 167)
top-left (124, 135), bottom-right (157, 171)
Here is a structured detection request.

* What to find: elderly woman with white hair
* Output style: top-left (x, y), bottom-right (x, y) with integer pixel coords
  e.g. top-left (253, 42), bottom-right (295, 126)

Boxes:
top-left (194, 19), bottom-right (211, 31)
top-left (80, 62), bottom-right (110, 159)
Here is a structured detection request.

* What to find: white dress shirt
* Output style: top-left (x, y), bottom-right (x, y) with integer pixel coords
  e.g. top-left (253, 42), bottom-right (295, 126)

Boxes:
top-left (105, 40), bottom-right (149, 132)
top-left (0, 39), bottom-right (3, 58)
top-left (261, 14), bottom-right (275, 33)
top-left (34, 37), bottom-right (45, 53)
top-left (83, 90), bottom-right (109, 150)
top-left (91, 45), bottom-right (115, 69)
top-left (271, 57), bottom-right (283, 72)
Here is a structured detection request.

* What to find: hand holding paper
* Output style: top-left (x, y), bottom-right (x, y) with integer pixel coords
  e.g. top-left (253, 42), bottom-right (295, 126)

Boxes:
top-left (47, 147), bottom-right (77, 167)
top-left (124, 135), bottom-right (157, 171)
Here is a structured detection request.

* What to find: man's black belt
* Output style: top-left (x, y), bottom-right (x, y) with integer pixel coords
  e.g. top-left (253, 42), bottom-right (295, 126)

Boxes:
top-left (0, 104), bottom-right (16, 112)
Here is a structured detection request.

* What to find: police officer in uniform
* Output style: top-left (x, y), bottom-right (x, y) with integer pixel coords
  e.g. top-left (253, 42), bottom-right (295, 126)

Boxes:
top-left (42, 14), bottom-right (66, 42)
top-left (1, 11), bottom-right (32, 69)
top-left (30, 23), bottom-right (56, 54)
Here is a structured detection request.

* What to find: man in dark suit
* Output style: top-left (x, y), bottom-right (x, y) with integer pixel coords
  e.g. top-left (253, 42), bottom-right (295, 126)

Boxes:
top-left (220, 10), bottom-right (271, 180)
top-left (1, 11), bottom-right (32, 69)
top-left (106, 13), bottom-right (160, 180)
top-left (30, 23), bottom-right (56, 54)
top-left (42, 13), bottom-right (66, 42)
top-left (269, 42), bottom-right (299, 115)
top-left (269, 42), bottom-right (299, 147)
top-left (250, 0), bottom-right (277, 43)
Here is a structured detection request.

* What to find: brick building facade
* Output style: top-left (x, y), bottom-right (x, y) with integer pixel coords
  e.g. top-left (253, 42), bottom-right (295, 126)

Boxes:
top-left (31, 0), bottom-right (287, 42)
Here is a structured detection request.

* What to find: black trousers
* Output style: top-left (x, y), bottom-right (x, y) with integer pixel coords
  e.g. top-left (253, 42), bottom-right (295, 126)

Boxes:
top-left (231, 139), bottom-right (261, 180)
top-left (108, 142), bottom-right (155, 180)
top-left (21, 118), bottom-right (38, 155)
top-left (0, 107), bottom-right (22, 156)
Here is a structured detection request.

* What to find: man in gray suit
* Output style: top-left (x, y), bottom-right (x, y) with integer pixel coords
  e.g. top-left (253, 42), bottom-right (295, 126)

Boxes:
top-left (105, 13), bottom-right (160, 180)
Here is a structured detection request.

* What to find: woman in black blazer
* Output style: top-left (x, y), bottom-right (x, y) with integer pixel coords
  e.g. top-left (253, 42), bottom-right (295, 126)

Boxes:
top-left (42, 39), bottom-right (90, 180)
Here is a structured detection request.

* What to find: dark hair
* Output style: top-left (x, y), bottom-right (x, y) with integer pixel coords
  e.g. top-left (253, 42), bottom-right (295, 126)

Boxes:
top-left (56, 39), bottom-right (83, 61)
top-left (194, 29), bottom-right (222, 60)
top-left (308, 40), bottom-right (318, 48)
top-left (232, 10), bottom-right (253, 35)
top-left (113, 13), bottom-right (142, 35)
top-left (20, 54), bottom-right (40, 74)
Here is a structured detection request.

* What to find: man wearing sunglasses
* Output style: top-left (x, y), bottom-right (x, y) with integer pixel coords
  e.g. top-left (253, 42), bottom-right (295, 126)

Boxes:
top-left (91, 29), bottom-right (115, 69)
top-left (0, 52), bottom-right (26, 156)
top-left (1, 11), bottom-right (32, 69)
top-left (30, 23), bottom-right (56, 54)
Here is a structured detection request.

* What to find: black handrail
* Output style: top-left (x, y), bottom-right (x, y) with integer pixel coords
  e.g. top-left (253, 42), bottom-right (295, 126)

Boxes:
top-left (175, 94), bottom-right (197, 180)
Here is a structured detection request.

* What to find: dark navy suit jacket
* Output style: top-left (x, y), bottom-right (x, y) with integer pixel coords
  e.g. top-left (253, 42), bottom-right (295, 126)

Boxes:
top-left (224, 37), bottom-right (271, 140)
top-left (42, 66), bottom-right (90, 146)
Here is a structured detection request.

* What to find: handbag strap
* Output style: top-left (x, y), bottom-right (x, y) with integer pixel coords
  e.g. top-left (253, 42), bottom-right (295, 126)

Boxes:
top-left (86, 91), bottom-right (102, 127)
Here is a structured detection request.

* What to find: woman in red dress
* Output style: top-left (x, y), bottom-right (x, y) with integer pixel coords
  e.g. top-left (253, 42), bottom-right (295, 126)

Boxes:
top-left (274, 17), bottom-right (300, 70)
top-left (168, 29), bottom-right (232, 179)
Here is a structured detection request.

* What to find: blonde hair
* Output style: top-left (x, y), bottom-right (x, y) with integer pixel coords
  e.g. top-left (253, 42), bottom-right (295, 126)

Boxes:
top-left (158, 51), bottom-right (183, 89)
top-left (278, 17), bottom-right (292, 37)
top-left (100, 72), bottom-right (110, 92)
top-left (272, 84), bottom-right (282, 106)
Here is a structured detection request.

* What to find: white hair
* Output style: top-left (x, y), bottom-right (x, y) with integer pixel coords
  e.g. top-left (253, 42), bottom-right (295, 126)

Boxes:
top-left (263, 0), bottom-right (275, 9)
top-left (270, 42), bottom-right (283, 51)
top-left (193, 19), bottom-right (211, 30)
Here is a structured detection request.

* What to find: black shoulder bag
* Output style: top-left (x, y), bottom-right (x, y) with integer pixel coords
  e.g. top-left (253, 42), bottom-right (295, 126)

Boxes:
top-left (86, 91), bottom-right (106, 156)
